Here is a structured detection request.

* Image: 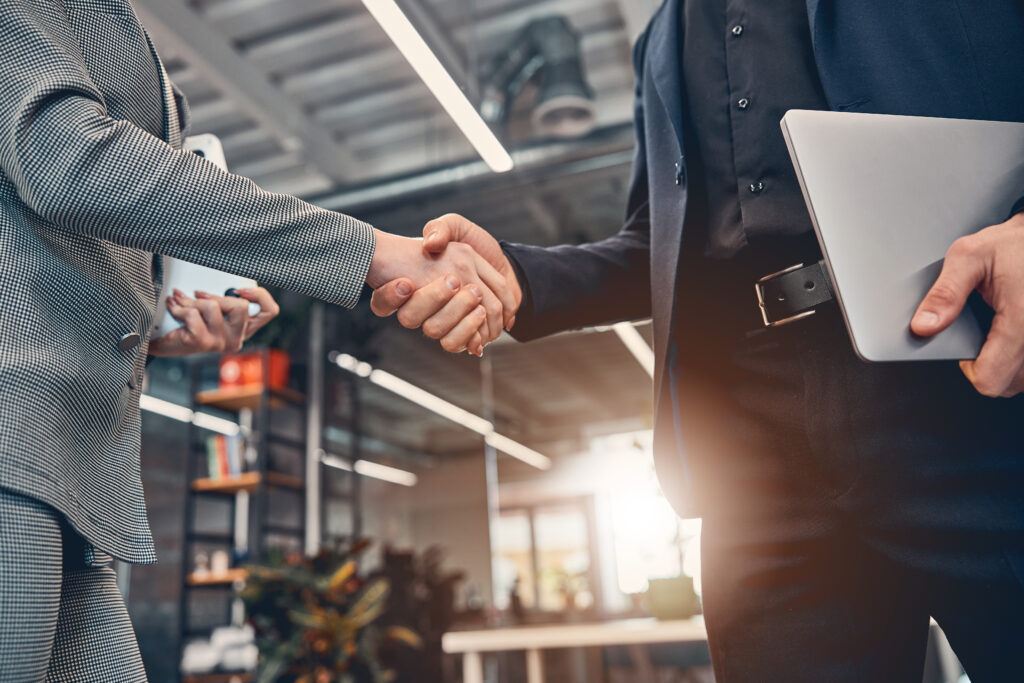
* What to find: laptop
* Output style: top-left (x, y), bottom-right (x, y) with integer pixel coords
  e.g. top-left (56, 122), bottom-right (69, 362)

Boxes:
top-left (781, 110), bottom-right (1024, 362)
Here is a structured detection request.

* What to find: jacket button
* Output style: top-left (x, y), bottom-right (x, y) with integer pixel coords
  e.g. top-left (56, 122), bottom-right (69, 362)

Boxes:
top-left (675, 158), bottom-right (686, 186)
top-left (118, 333), bottom-right (142, 353)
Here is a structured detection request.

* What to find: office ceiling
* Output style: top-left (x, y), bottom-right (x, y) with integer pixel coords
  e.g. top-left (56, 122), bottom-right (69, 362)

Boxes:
top-left (137, 0), bottom-right (662, 461)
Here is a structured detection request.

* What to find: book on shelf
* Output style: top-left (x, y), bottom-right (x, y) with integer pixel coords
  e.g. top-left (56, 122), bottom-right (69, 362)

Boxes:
top-left (204, 434), bottom-right (245, 480)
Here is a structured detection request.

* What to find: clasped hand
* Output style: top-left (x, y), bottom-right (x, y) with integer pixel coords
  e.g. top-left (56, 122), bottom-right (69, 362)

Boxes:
top-left (373, 211), bottom-right (1024, 399)
top-left (368, 219), bottom-right (521, 356)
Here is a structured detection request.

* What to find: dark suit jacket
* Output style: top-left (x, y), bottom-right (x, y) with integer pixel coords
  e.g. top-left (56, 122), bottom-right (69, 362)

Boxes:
top-left (504, 0), bottom-right (1024, 515)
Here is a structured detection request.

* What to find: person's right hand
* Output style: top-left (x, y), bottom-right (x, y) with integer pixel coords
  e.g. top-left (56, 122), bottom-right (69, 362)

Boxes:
top-left (371, 215), bottom-right (522, 354)
top-left (366, 228), bottom-right (517, 346)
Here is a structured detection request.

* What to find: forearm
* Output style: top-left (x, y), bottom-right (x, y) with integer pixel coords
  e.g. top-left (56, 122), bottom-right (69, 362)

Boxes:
top-left (503, 228), bottom-right (651, 341)
top-left (9, 96), bottom-right (374, 308)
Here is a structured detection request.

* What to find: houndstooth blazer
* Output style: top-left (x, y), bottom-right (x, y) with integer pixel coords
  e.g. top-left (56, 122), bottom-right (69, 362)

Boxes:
top-left (0, 0), bottom-right (376, 563)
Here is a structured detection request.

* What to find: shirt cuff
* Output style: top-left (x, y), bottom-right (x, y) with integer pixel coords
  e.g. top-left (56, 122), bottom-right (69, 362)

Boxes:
top-left (501, 242), bottom-right (535, 341)
top-left (1010, 195), bottom-right (1024, 219)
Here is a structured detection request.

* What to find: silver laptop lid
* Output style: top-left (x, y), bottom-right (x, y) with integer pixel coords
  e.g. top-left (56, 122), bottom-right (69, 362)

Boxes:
top-left (781, 110), bottom-right (1024, 362)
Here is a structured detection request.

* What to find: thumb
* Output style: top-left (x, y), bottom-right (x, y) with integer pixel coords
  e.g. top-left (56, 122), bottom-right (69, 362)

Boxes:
top-left (911, 241), bottom-right (987, 337)
top-left (422, 214), bottom-right (469, 255)
top-left (370, 278), bottom-right (414, 317)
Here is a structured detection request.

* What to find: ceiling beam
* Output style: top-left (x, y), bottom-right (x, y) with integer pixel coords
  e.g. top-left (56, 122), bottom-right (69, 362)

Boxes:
top-left (134, 0), bottom-right (358, 182)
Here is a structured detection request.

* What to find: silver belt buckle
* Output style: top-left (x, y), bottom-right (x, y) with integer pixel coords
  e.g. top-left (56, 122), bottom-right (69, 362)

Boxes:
top-left (755, 263), bottom-right (818, 328)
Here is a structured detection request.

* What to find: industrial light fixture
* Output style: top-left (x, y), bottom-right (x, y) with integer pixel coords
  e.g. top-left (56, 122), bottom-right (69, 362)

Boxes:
top-left (612, 322), bottom-right (655, 378)
top-left (139, 394), bottom-right (241, 436)
top-left (330, 352), bottom-right (552, 470)
top-left (359, 0), bottom-right (514, 173)
top-left (321, 451), bottom-right (419, 487)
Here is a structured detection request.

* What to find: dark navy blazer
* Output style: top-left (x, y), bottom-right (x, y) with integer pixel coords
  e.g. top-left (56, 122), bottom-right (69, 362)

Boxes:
top-left (504, 0), bottom-right (1024, 515)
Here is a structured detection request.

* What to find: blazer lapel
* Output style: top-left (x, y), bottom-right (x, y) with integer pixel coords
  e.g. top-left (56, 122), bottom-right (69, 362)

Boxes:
top-left (648, 0), bottom-right (685, 154)
top-left (141, 28), bottom-right (182, 148)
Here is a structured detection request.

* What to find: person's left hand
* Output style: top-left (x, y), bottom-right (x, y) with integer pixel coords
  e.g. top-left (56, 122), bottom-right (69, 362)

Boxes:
top-left (911, 212), bottom-right (1024, 397)
top-left (148, 287), bottom-right (280, 357)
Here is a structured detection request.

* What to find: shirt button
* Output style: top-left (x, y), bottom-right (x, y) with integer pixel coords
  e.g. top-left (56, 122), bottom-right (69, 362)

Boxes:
top-left (749, 180), bottom-right (765, 194)
top-left (737, 97), bottom-right (751, 111)
top-left (732, 25), bottom-right (744, 37)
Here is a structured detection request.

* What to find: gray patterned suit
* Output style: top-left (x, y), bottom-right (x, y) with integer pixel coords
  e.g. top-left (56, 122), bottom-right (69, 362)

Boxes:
top-left (0, 0), bottom-right (376, 569)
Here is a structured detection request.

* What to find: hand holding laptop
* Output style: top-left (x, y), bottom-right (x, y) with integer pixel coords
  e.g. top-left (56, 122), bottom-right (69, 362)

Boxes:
top-left (149, 287), bottom-right (279, 358)
top-left (912, 212), bottom-right (1024, 397)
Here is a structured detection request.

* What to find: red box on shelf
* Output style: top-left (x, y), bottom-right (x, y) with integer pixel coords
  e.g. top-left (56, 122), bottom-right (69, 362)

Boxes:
top-left (219, 350), bottom-right (290, 390)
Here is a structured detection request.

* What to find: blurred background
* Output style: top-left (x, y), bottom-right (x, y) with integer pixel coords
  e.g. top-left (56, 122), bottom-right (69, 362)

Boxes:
top-left (126, 0), bottom-right (965, 681)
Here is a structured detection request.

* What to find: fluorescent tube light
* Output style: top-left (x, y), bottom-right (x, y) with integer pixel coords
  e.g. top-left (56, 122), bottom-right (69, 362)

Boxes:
top-left (613, 322), bottom-right (655, 378)
top-left (354, 459), bottom-right (419, 487)
top-left (140, 394), bottom-right (240, 436)
top-left (321, 453), bottom-right (353, 472)
top-left (139, 394), bottom-right (193, 423)
top-left (330, 352), bottom-right (551, 470)
top-left (359, 0), bottom-right (514, 173)
top-left (191, 412), bottom-right (242, 436)
top-left (484, 432), bottom-right (551, 471)
top-left (321, 451), bottom-right (418, 487)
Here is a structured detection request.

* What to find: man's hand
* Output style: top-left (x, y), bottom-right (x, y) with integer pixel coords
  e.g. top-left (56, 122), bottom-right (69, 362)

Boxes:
top-left (148, 287), bottom-right (280, 357)
top-left (911, 213), bottom-right (1024, 397)
top-left (370, 215), bottom-right (522, 355)
top-left (366, 224), bottom-right (519, 348)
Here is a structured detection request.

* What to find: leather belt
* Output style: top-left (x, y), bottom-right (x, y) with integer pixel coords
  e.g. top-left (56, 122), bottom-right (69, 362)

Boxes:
top-left (755, 261), bottom-right (834, 327)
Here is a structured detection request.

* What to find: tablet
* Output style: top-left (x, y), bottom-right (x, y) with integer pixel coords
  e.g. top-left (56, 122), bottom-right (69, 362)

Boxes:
top-left (781, 110), bottom-right (1024, 362)
top-left (152, 134), bottom-right (259, 339)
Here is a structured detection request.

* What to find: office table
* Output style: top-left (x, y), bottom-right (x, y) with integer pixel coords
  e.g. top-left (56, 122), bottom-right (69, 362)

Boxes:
top-left (441, 617), bottom-right (708, 683)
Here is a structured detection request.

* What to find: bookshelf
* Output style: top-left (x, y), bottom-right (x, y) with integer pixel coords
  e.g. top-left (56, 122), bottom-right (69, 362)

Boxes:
top-left (190, 471), bottom-right (303, 494)
top-left (185, 568), bottom-right (249, 587)
top-left (177, 349), bottom-right (309, 682)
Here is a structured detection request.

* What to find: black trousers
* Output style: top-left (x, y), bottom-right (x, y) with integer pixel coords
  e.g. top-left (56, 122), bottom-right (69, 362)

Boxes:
top-left (675, 241), bottom-right (1024, 682)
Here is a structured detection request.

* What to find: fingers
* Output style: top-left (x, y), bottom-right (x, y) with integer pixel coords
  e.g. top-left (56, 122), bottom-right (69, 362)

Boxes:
top-left (234, 287), bottom-right (281, 339)
top-left (440, 306), bottom-right (488, 354)
top-left (471, 251), bottom-right (517, 330)
top-left (421, 284), bottom-right (485, 341)
top-left (166, 293), bottom-right (220, 352)
top-left (178, 290), bottom-right (228, 352)
top-left (475, 284), bottom-right (502, 343)
top-left (911, 236), bottom-right (988, 337)
top-left (960, 310), bottom-right (1024, 397)
top-left (395, 274), bottom-right (462, 330)
top-left (370, 279), bottom-right (414, 317)
top-left (195, 291), bottom-right (249, 352)
top-left (422, 214), bottom-right (470, 255)
top-left (468, 331), bottom-right (484, 357)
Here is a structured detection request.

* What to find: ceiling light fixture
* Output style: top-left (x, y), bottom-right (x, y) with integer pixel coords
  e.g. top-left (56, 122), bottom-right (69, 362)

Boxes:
top-left (330, 352), bottom-right (551, 470)
top-left (358, 0), bottom-right (514, 173)
top-left (321, 451), bottom-right (419, 487)
top-left (139, 394), bottom-right (240, 436)
top-left (612, 322), bottom-right (655, 378)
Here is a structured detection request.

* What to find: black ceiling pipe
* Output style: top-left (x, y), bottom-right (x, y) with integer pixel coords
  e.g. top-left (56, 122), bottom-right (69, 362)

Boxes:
top-left (480, 15), bottom-right (597, 139)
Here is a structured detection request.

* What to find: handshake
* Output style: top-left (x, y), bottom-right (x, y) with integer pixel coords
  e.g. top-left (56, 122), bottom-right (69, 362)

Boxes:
top-left (366, 215), bottom-right (520, 356)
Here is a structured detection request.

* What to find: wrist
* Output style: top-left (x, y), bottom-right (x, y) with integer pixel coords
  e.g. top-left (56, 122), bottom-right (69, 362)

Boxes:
top-left (367, 229), bottom-right (406, 289)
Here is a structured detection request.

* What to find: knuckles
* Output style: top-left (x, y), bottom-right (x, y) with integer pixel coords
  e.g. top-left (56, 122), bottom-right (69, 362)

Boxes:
top-left (396, 309), bottom-right (420, 329)
top-left (924, 282), bottom-right (963, 309)
top-left (422, 320), bottom-right (445, 339)
top-left (946, 235), bottom-right (980, 260)
top-left (440, 336), bottom-right (462, 353)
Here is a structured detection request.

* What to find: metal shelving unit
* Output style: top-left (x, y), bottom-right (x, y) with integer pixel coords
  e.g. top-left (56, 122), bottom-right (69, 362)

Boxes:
top-left (176, 349), bottom-right (309, 682)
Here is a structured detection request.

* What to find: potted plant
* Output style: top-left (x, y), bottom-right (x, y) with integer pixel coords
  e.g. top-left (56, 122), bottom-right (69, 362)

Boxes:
top-left (241, 540), bottom-right (421, 683)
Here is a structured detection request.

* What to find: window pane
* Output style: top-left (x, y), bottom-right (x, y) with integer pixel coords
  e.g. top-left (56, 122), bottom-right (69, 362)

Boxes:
top-left (494, 510), bottom-right (536, 610)
top-left (533, 505), bottom-right (591, 612)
